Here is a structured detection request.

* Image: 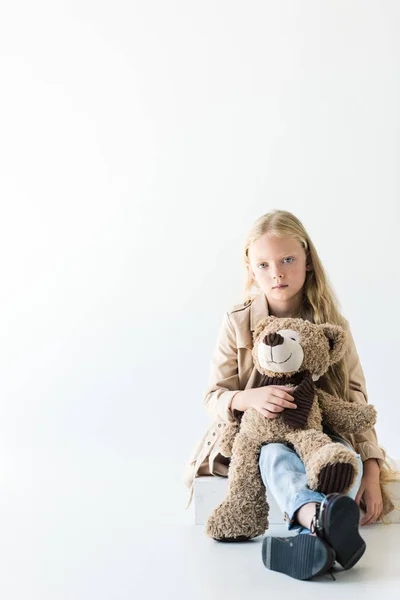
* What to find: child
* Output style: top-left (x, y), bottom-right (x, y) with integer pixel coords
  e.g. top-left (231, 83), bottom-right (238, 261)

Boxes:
top-left (183, 209), bottom-right (397, 581)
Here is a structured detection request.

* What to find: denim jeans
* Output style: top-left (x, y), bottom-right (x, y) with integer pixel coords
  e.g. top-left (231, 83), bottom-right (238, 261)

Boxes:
top-left (258, 433), bottom-right (363, 535)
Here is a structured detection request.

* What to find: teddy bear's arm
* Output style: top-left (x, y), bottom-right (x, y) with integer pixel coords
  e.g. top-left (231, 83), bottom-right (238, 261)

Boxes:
top-left (316, 388), bottom-right (377, 434)
top-left (218, 420), bottom-right (241, 457)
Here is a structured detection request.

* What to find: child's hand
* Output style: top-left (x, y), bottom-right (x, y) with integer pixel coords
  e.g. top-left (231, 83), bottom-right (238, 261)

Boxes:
top-left (249, 386), bottom-right (297, 419)
top-left (355, 475), bottom-right (383, 526)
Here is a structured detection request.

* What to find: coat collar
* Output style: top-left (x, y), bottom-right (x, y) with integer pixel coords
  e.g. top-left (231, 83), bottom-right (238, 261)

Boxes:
top-left (250, 292), bottom-right (270, 332)
top-left (234, 293), bottom-right (270, 350)
top-left (250, 292), bottom-right (313, 331)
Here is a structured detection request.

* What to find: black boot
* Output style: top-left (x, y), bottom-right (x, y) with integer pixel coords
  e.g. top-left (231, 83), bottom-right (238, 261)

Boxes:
top-left (261, 533), bottom-right (336, 581)
top-left (310, 493), bottom-right (366, 570)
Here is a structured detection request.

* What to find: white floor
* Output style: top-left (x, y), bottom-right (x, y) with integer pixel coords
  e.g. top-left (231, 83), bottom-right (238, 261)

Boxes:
top-left (1, 453), bottom-right (398, 599)
top-left (132, 522), bottom-right (400, 600)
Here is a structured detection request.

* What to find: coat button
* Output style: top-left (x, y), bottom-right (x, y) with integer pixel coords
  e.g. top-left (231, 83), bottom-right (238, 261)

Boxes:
top-left (212, 432), bottom-right (216, 436)
top-left (218, 423), bottom-right (221, 427)
top-left (207, 441), bottom-right (211, 445)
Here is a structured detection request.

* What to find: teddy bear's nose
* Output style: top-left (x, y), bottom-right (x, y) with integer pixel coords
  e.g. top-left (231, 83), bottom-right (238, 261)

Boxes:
top-left (263, 333), bottom-right (284, 347)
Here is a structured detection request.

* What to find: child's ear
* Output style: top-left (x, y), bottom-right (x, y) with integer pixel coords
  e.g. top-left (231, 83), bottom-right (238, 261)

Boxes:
top-left (304, 250), bottom-right (312, 272)
top-left (319, 324), bottom-right (348, 364)
top-left (246, 263), bottom-right (255, 282)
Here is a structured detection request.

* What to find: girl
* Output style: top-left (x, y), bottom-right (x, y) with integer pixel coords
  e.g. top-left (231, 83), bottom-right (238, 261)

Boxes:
top-left (184, 209), bottom-right (398, 581)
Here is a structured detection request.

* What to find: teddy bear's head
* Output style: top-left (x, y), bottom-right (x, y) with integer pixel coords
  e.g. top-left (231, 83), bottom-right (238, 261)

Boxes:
top-left (252, 316), bottom-right (348, 381)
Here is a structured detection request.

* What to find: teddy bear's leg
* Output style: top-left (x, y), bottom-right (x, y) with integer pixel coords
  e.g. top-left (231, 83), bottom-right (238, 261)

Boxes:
top-left (286, 429), bottom-right (359, 495)
top-left (206, 416), bottom-right (269, 541)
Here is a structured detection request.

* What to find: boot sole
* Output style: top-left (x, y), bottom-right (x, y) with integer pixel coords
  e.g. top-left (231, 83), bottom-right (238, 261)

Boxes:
top-left (261, 534), bottom-right (335, 580)
top-left (320, 494), bottom-right (366, 570)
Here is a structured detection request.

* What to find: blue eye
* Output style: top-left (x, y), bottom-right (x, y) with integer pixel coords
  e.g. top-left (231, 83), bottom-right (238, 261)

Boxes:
top-left (258, 257), bottom-right (294, 269)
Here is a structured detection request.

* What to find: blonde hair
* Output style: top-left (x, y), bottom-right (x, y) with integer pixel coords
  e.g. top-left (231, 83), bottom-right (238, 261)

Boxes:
top-left (243, 209), bottom-right (400, 510)
top-left (244, 209), bottom-right (349, 401)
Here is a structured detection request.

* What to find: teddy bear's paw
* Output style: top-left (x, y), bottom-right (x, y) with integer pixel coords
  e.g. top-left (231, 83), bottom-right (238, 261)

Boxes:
top-left (218, 422), bottom-right (240, 457)
top-left (316, 462), bottom-right (355, 495)
top-left (205, 500), bottom-right (269, 541)
top-left (364, 405), bottom-right (377, 428)
top-left (218, 438), bottom-right (234, 458)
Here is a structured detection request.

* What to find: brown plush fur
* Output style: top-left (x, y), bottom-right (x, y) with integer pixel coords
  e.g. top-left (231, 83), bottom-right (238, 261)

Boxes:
top-left (206, 317), bottom-right (379, 541)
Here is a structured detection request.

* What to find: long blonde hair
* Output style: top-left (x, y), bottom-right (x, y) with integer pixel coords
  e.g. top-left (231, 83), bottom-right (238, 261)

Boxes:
top-left (243, 209), bottom-right (400, 516)
top-left (243, 209), bottom-right (349, 401)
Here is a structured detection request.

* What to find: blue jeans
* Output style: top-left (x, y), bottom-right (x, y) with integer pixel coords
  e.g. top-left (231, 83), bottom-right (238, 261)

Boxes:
top-left (258, 434), bottom-right (363, 535)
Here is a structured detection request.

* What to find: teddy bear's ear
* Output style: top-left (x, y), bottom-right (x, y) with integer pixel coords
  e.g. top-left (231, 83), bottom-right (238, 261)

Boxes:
top-left (319, 324), bottom-right (348, 364)
top-left (253, 316), bottom-right (276, 342)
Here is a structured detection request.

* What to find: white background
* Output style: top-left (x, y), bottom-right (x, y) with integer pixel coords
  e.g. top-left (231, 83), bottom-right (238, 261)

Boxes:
top-left (0, 1), bottom-right (399, 598)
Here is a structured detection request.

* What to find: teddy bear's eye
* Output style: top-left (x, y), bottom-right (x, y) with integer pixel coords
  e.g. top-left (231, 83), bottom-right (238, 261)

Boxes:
top-left (277, 329), bottom-right (299, 343)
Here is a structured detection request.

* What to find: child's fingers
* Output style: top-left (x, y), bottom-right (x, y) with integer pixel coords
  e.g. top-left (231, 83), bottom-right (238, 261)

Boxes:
top-left (271, 385), bottom-right (297, 394)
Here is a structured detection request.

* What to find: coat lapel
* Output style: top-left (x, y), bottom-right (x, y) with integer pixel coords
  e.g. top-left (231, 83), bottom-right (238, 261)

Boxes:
top-left (235, 293), bottom-right (270, 349)
top-left (250, 292), bottom-right (270, 332)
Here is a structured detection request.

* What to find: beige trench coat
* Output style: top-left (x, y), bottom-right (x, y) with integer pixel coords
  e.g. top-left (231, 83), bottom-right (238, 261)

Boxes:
top-left (183, 292), bottom-right (386, 508)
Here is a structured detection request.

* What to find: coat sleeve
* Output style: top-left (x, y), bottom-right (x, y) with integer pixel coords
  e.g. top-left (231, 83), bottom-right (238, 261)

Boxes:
top-left (203, 312), bottom-right (242, 424)
top-left (345, 321), bottom-right (385, 467)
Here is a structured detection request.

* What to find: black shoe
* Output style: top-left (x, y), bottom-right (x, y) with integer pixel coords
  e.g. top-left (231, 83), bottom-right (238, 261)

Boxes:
top-left (261, 534), bottom-right (336, 581)
top-left (311, 493), bottom-right (366, 570)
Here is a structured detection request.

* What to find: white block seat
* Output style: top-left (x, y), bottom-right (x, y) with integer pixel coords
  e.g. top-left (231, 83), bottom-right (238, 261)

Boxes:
top-left (194, 459), bottom-right (400, 527)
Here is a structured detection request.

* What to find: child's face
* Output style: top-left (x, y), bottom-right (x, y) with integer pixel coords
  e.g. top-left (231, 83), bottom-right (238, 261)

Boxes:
top-left (247, 234), bottom-right (311, 302)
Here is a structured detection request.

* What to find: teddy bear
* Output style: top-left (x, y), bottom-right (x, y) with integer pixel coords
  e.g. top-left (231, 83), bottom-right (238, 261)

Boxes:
top-left (205, 316), bottom-right (378, 542)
